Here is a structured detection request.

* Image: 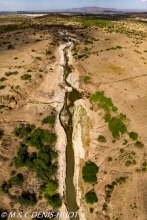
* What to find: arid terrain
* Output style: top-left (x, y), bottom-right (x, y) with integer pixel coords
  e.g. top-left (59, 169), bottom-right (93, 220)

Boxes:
top-left (0, 13), bottom-right (147, 220)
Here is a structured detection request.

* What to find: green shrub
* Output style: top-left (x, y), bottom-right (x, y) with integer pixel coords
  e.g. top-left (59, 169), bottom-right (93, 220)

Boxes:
top-left (46, 50), bottom-right (52, 55)
top-left (12, 124), bottom-right (35, 138)
top-left (17, 192), bottom-right (37, 206)
top-left (13, 145), bottom-right (28, 168)
top-left (42, 115), bottom-right (55, 126)
top-left (105, 184), bottom-right (115, 193)
top-left (5, 71), bottom-right (18, 76)
top-left (10, 170), bottom-right (16, 176)
top-left (0, 77), bottom-right (7, 82)
top-left (45, 194), bottom-right (62, 208)
top-left (0, 181), bottom-right (11, 193)
top-left (90, 208), bottom-right (93, 213)
top-left (82, 161), bottom-right (98, 183)
top-left (7, 44), bottom-right (14, 49)
top-left (0, 85), bottom-right (6, 90)
top-left (21, 74), bottom-right (31, 80)
top-left (135, 141), bottom-right (144, 148)
top-left (90, 91), bottom-right (115, 113)
top-left (27, 69), bottom-right (32, 72)
top-left (10, 174), bottom-right (23, 185)
top-left (104, 113), bottom-right (111, 122)
top-left (28, 128), bottom-right (57, 149)
top-left (125, 160), bottom-right (132, 166)
top-left (97, 135), bottom-right (107, 143)
top-left (107, 157), bottom-right (112, 161)
top-left (108, 117), bottom-right (127, 138)
top-left (44, 182), bottom-right (58, 196)
top-left (115, 177), bottom-right (127, 185)
top-left (85, 191), bottom-right (98, 204)
top-left (83, 76), bottom-right (91, 83)
top-left (129, 132), bottom-right (138, 140)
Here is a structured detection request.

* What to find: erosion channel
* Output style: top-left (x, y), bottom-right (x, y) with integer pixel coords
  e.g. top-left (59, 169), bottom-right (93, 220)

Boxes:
top-left (59, 41), bottom-right (82, 220)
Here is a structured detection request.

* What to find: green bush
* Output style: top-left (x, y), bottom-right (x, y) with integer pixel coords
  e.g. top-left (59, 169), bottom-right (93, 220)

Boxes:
top-left (17, 192), bottom-right (37, 206)
top-left (116, 177), bottom-right (127, 185)
top-left (28, 128), bottom-right (57, 149)
top-left (45, 194), bottom-right (62, 208)
top-left (5, 71), bottom-right (18, 76)
top-left (135, 141), bottom-right (144, 148)
top-left (97, 135), bottom-right (107, 143)
top-left (0, 77), bottom-right (7, 82)
top-left (0, 181), bottom-right (11, 193)
top-left (85, 191), bottom-right (98, 204)
top-left (21, 74), bottom-right (31, 80)
top-left (46, 50), bottom-right (52, 55)
top-left (10, 174), bottom-right (23, 185)
top-left (13, 145), bottom-right (28, 168)
top-left (90, 91), bottom-right (116, 113)
top-left (82, 161), bottom-right (98, 183)
top-left (83, 76), bottom-right (91, 83)
top-left (36, 56), bottom-right (41, 60)
top-left (12, 124), bottom-right (35, 138)
top-left (44, 182), bottom-right (58, 196)
top-left (42, 115), bottom-right (55, 126)
top-left (108, 117), bottom-right (127, 138)
top-left (0, 85), bottom-right (6, 90)
top-left (129, 132), bottom-right (138, 140)
top-left (104, 113), bottom-right (111, 122)
top-left (125, 160), bottom-right (134, 166)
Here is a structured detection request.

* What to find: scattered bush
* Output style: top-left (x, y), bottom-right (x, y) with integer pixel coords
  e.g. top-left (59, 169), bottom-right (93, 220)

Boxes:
top-left (44, 182), bottom-right (58, 196)
top-left (107, 157), bottom-right (112, 161)
top-left (135, 141), bottom-right (144, 148)
top-left (27, 69), bottom-right (32, 72)
top-left (82, 161), bottom-right (98, 184)
top-left (5, 71), bottom-right (18, 76)
top-left (97, 135), bottom-right (107, 143)
top-left (83, 76), bottom-right (91, 83)
top-left (0, 85), bottom-right (6, 90)
top-left (21, 74), bottom-right (31, 80)
top-left (45, 194), bottom-right (62, 208)
top-left (42, 115), bottom-right (55, 126)
top-left (17, 192), bottom-right (37, 206)
top-left (85, 191), bottom-right (98, 204)
top-left (0, 181), bottom-right (11, 193)
top-left (36, 57), bottom-right (42, 60)
top-left (129, 132), bottom-right (138, 140)
top-left (46, 50), bottom-right (52, 55)
top-left (28, 128), bottom-right (57, 149)
top-left (10, 173), bottom-right (23, 185)
top-left (7, 44), bottom-right (14, 49)
top-left (108, 117), bottom-right (127, 138)
top-left (12, 124), bottom-right (35, 138)
top-left (0, 77), bottom-right (7, 82)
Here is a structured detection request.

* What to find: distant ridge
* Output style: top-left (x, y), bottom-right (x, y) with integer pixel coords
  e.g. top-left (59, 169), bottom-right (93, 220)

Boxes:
top-left (0, 6), bottom-right (147, 13)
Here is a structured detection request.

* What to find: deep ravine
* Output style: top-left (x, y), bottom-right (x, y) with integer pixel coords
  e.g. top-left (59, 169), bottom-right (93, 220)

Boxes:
top-left (59, 43), bottom-right (82, 220)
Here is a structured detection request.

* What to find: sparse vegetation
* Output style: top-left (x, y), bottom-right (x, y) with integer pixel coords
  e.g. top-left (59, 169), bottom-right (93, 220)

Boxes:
top-left (0, 85), bottom-right (6, 90)
top-left (135, 141), bottom-right (144, 148)
top-left (5, 71), bottom-right (18, 76)
top-left (83, 75), bottom-right (91, 83)
top-left (21, 74), bottom-right (31, 80)
top-left (97, 135), bottom-right (107, 143)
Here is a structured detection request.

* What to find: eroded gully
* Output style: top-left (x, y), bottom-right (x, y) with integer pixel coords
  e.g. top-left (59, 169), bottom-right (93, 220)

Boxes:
top-left (59, 40), bottom-right (82, 220)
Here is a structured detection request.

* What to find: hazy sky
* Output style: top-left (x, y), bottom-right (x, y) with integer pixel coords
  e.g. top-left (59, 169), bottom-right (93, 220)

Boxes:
top-left (0, 0), bottom-right (147, 11)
